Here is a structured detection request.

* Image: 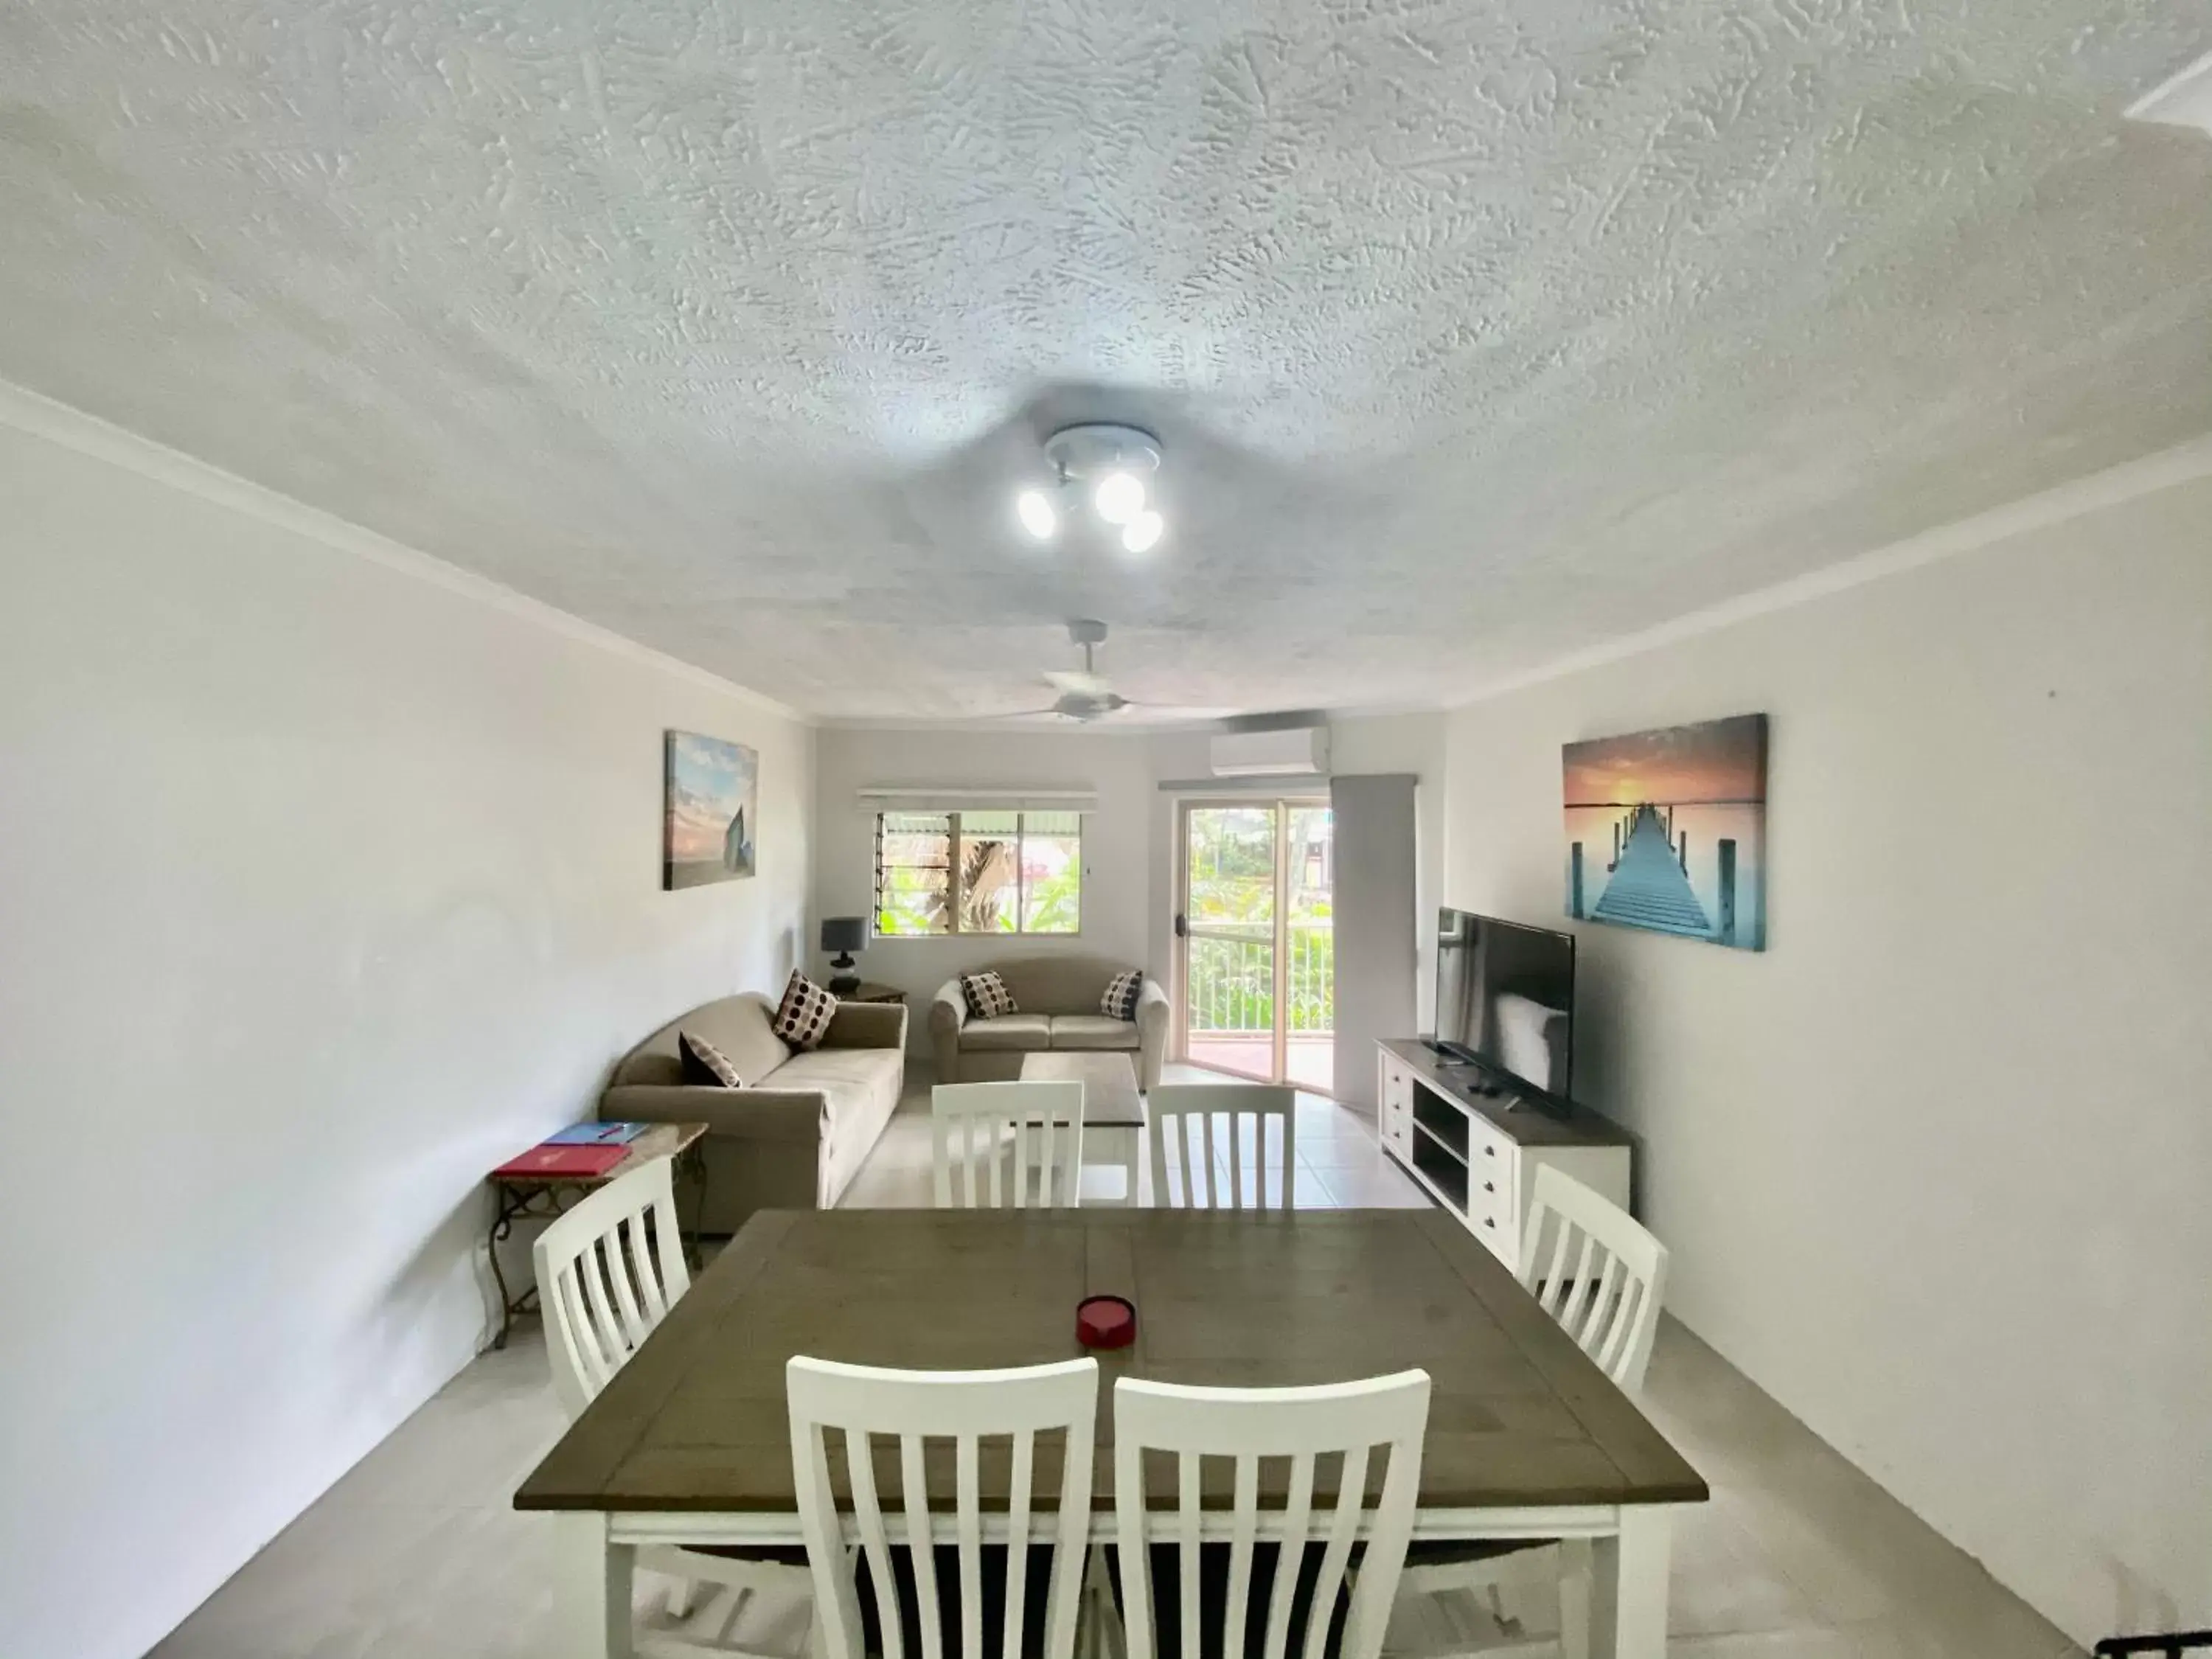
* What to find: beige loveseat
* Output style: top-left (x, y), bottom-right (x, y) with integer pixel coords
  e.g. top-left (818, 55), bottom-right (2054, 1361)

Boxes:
top-left (600, 992), bottom-right (905, 1233)
top-left (930, 955), bottom-right (1169, 1089)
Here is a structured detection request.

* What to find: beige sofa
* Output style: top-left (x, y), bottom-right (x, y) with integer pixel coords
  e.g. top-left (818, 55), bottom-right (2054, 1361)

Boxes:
top-left (600, 992), bottom-right (905, 1233)
top-left (930, 955), bottom-right (1169, 1089)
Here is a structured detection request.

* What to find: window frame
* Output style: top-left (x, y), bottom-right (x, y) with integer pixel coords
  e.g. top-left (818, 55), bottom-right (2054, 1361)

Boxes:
top-left (871, 810), bottom-right (1084, 939)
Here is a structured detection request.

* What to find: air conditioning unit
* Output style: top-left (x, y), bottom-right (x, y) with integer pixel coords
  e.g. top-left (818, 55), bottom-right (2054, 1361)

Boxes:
top-left (1209, 726), bottom-right (1331, 778)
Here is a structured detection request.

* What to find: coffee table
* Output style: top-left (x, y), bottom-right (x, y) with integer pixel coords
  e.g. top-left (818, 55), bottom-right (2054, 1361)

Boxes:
top-left (1020, 1050), bottom-right (1145, 1205)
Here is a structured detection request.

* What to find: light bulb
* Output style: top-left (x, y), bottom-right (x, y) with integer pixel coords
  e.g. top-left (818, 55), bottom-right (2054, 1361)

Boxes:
top-left (1093, 471), bottom-right (1145, 526)
top-left (1121, 509), bottom-right (1164, 553)
top-left (1015, 488), bottom-right (1057, 540)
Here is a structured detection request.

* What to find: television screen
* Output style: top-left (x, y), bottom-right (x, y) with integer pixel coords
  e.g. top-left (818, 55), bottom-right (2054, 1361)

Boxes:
top-left (1433, 909), bottom-right (1576, 1098)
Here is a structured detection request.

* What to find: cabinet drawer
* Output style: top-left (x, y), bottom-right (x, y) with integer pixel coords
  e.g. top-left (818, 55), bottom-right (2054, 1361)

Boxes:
top-left (1468, 1127), bottom-right (1517, 1227)
top-left (1463, 1180), bottom-right (1511, 1245)
top-left (1467, 1164), bottom-right (1509, 1220)
top-left (1466, 1114), bottom-right (1514, 1166)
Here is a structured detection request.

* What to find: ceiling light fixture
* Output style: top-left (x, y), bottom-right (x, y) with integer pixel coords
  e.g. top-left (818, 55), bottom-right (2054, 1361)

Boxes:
top-left (1016, 487), bottom-right (1057, 540)
top-left (1093, 470), bottom-right (1145, 526)
top-left (1019, 423), bottom-right (1165, 556)
top-left (1121, 509), bottom-right (1164, 554)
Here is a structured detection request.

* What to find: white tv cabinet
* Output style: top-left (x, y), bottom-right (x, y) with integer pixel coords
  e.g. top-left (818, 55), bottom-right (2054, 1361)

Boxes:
top-left (1377, 1037), bottom-right (1632, 1274)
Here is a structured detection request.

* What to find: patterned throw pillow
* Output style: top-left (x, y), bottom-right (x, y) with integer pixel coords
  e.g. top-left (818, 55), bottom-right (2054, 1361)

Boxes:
top-left (679, 1030), bottom-right (745, 1088)
top-left (1101, 970), bottom-right (1143, 1022)
top-left (960, 970), bottom-right (1018, 1020)
top-left (771, 969), bottom-right (838, 1051)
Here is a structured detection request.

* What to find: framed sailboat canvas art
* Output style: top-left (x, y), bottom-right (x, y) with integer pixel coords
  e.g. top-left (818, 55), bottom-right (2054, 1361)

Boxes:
top-left (663, 731), bottom-right (758, 889)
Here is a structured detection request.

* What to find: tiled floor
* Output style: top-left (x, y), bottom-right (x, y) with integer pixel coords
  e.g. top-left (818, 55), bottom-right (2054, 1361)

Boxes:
top-left (152, 1072), bottom-right (2081, 1658)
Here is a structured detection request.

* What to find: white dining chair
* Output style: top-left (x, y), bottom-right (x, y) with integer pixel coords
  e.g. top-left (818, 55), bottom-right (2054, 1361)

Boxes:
top-left (1519, 1165), bottom-right (1669, 1392)
top-left (1391, 1167), bottom-right (1669, 1659)
top-left (787, 1355), bottom-right (1101, 1659)
top-left (1109, 1369), bottom-right (1431, 1659)
top-left (1146, 1082), bottom-right (1298, 1209)
top-left (931, 1080), bottom-right (1085, 1209)
top-left (535, 1157), bottom-right (814, 1649)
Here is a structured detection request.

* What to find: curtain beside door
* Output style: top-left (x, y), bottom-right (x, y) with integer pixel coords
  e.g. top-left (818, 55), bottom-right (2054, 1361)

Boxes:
top-left (1329, 774), bottom-right (1419, 1113)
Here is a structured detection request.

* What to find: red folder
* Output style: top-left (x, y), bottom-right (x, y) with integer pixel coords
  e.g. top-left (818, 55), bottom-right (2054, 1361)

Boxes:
top-left (493, 1143), bottom-right (629, 1180)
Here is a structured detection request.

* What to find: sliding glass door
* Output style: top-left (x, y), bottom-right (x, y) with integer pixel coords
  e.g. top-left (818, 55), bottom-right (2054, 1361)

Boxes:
top-left (1175, 799), bottom-right (1333, 1092)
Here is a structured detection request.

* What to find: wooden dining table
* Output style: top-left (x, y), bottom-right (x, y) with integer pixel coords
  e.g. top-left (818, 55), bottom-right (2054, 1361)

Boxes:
top-left (515, 1207), bottom-right (1706, 1658)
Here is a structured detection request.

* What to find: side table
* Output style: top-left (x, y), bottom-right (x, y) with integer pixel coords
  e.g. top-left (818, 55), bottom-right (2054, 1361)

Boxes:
top-left (838, 981), bottom-right (906, 1004)
top-left (482, 1121), bottom-right (709, 1351)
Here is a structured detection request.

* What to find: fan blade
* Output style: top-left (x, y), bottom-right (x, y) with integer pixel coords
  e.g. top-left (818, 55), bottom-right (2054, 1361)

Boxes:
top-left (1043, 669), bottom-right (1112, 696)
top-left (1105, 700), bottom-right (1230, 720)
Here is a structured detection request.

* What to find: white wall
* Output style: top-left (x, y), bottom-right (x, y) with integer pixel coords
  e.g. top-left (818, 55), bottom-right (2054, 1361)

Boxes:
top-left (0, 391), bottom-right (815, 1659)
top-left (1439, 469), bottom-right (2212, 1645)
top-left (812, 727), bottom-right (1158, 1036)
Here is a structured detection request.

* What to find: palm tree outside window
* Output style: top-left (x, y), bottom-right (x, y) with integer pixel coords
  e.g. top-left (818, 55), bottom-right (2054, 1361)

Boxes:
top-left (872, 812), bottom-right (1082, 936)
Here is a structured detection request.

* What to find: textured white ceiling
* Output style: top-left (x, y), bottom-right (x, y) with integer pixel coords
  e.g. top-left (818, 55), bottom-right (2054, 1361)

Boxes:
top-left (2, 1), bottom-right (2208, 720)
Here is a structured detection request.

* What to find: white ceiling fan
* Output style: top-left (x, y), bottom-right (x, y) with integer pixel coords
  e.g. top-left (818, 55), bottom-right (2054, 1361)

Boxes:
top-left (1002, 619), bottom-right (1136, 722)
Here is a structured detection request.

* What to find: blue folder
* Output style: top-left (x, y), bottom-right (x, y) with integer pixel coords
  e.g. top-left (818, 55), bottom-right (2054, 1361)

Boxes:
top-left (542, 1121), bottom-right (650, 1147)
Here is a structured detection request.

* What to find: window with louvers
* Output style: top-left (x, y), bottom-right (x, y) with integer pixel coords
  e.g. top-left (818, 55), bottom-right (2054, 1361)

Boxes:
top-left (872, 811), bottom-right (1081, 936)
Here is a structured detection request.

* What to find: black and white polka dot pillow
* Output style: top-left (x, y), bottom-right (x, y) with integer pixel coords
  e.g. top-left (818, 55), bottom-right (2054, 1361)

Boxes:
top-left (1101, 970), bottom-right (1143, 1022)
top-left (679, 1030), bottom-right (745, 1088)
top-left (960, 970), bottom-right (1017, 1020)
top-left (772, 969), bottom-right (838, 1051)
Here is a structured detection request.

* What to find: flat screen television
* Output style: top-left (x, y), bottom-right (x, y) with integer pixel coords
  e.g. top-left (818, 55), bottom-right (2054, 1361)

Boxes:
top-left (1432, 909), bottom-right (1576, 1100)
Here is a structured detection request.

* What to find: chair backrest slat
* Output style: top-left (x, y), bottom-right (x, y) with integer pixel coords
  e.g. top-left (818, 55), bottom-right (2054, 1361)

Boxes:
top-left (1178, 1451), bottom-right (1204, 1659)
top-left (1517, 1165), bottom-right (1669, 1394)
top-left (900, 1433), bottom-right (944, 1659)
top-left (1304, 1441), bottom-right (1368, 1659)
top-left (844, 1425), bottom-right (905, 1659)
top-left (1259, 1451), bottom-right (1317, 1659)
top-left (622, 1210), bottom-right (669, 1326)
top-left (532, 1157), bottom-right (689, 1421)
top-left (953, 1433), bottom-right (983, 1659)
top-left (1004, 1428), bottom-right (1034, 1652)
top-left (1147, 1083), bottom-right (1297, 1210)
top-left (1222, 1453), bottom-right (1259, 1659)
top-left (788, 1356), bottom-right (1099, 1659)
top-left (933, 1082), bottom-right (1085, 1210)
top-left (1577, 1251), bottom-right (1627, 1350)
top-left (1113, 1370), bottom-right (1430, 1659)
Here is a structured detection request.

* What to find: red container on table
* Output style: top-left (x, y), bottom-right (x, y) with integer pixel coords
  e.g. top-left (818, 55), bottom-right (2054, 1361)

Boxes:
top-left (1076, 1295), bottom-right (1136, 1350)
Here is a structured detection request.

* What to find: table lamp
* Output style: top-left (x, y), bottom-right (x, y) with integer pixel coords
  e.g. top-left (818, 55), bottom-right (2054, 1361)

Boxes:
top-left (820, 916), bottom-right (867, 995)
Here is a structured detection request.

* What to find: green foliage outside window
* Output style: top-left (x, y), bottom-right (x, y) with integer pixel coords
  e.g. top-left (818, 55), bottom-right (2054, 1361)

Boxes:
top-left (874, 811), bottom-right (1081, 936)
top-left (1183, 804), bottom-right (1335, 1034)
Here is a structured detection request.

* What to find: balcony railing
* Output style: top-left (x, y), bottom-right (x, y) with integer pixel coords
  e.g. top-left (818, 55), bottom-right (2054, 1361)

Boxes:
top-left (1186, 922), bottom-right (1334, 1037)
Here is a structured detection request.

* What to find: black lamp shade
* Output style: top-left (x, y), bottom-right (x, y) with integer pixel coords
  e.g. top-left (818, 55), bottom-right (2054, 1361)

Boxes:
top-left (820, 916), bottom-right (867, 954)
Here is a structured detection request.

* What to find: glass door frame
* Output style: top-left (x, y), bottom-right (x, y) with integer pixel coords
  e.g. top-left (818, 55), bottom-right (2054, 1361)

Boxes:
top-left (1172, 793), bottom-right (1333, 1091)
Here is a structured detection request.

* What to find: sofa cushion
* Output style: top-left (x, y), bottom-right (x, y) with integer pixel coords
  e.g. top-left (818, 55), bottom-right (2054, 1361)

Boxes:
top-left (772, 970), bottom-right (839, 1051)
top-left (613, 994), bottom-right (791, 1088)
top-left (770, 1047), bottom-right (905, 1203)
top-left (960, 1013), bottom-right (1053, 1052)
top-left (988, 956), bottom-right (1126, 1018)
top-left (1048, 1015), bottom-right (1141, 1051)
top-left (679, 1031), bottom-right (745, 1088)
top-left (960, 970), bottom-right (1018, 1019)
top-left (772, 1046), bottom-right (899, 1103)
top-left (1101, 970), bottom-right (1143, 1021)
